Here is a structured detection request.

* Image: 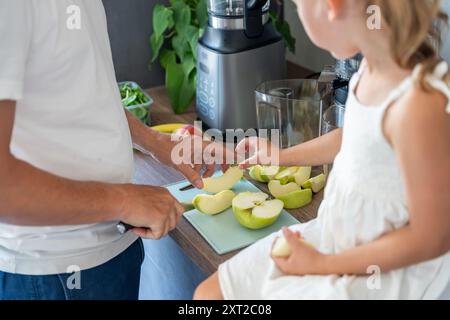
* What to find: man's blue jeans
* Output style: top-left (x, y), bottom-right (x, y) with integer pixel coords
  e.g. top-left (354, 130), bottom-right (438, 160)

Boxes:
top-left (0, 238), bottom-right (144, 300)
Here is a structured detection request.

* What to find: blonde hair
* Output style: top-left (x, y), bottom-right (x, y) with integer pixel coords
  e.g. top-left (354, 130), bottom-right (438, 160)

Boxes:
top-left (365, 0), bottom-right (449, 87)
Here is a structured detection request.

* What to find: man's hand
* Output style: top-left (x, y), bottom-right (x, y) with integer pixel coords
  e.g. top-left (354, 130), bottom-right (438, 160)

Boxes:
top-left (118, 184), bottom-right (184, 240)
top-left (125, 110), bottom-right (235, 189)
top-left (144, 132), bottom-right (217, 189)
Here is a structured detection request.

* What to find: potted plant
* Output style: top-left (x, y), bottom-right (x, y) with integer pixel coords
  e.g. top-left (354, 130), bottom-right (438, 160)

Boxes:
top-left (150, 0), bottom-right (295, 114)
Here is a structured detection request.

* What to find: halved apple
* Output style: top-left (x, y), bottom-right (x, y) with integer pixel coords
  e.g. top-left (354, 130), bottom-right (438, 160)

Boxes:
top-left (202, 166), bottom-right (243, 194)
top-left (232, 192), bottom-right (283, 229)
top-left (277, 189), bottom-right (312, 209)
top-left (192, 190), bottom-right (236, 215)
top-left (301, 173), bottom-right (326, 193)
top-left (268, 180), bottom-right (301, 198)
top-left (271, 236), bottom-right (315, 257)
top-left (274, 167), bottom-right (299, 185)
top-left (294, 166), bottom-right (312, 186)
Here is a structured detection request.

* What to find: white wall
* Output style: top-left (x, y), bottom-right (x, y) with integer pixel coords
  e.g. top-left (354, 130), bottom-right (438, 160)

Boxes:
top-left (286, 1), bottom-right (450, 69)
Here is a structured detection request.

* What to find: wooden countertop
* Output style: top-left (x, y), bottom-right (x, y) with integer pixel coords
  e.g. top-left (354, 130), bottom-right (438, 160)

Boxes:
top-left (133, 63), bottom-right (323, 275)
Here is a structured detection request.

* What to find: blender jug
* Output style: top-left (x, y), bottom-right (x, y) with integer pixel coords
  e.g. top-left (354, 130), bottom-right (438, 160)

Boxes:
top-left (207, 0), bottom-right (270, 35)
top-left (196, 0), bottom-right (285, 132)
top-left (255, 79), bottom-right (332, 149)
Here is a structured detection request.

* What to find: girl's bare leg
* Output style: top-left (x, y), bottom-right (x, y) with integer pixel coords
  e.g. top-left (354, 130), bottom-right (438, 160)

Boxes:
top-left (194, 272), bottom-right (224, 300)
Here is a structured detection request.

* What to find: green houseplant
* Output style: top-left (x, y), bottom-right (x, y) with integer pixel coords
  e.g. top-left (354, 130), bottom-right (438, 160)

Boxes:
top-left (150, 0), bottom-right (295, 114)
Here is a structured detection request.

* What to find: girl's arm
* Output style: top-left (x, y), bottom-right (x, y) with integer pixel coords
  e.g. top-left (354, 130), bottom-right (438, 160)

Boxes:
top-left (280, 128), bottom-right (343, 167)
top-left (274, 87), bottom-right (450, 276)
top-left (237, 128), bottom-right (343, 168)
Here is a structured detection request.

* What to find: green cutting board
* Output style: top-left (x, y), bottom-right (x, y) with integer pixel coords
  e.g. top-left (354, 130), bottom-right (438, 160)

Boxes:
top-left (166, 176), bottom-right (299, 255)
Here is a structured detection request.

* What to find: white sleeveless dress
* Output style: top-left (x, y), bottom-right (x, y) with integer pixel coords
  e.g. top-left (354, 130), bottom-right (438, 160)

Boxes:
top-left (218, 62), bottom-right (450, 300)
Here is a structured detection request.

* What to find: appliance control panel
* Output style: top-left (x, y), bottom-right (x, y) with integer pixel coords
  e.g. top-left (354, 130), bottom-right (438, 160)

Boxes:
top-left (196, 48), bottom-right (219, 128)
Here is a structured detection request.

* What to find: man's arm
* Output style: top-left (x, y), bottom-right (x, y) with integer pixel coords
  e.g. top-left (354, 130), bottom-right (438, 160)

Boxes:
top-left (0, 100), bottom-right (185, 238)
top-left (0, 100), bottom-right (125, 225)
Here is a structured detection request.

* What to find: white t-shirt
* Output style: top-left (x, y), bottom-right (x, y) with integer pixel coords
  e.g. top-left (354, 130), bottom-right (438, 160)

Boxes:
top-left (0, 0), bottom-right (138, 275)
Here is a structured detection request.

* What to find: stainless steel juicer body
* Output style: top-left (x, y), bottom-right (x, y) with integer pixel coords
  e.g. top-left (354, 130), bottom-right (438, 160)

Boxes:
top-left (196, 0), bottom-right (286, 132)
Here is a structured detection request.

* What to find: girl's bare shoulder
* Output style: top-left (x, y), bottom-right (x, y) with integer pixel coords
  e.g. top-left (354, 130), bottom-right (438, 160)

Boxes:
top-left (383, 83), bottom-right (449, 149)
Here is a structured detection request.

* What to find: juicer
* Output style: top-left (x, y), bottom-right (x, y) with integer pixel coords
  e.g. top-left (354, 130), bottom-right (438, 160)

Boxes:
top-left (196, 0), bottom-right (286, 133)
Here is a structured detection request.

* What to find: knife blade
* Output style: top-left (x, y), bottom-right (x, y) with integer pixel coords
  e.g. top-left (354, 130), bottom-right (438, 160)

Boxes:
top-left (116, 201), bottom-right (195, 234)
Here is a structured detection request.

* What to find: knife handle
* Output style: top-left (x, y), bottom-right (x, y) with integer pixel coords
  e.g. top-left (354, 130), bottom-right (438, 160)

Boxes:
top-left (117, 202), bottom-right (193, 234)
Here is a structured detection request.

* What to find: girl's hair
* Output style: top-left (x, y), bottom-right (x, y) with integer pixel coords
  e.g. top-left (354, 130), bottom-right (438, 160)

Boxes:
top-left (365, 0), bottom-right (449, 87)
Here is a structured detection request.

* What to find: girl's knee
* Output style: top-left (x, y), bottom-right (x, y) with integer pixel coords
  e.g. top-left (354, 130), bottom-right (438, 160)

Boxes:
top-left (194, 272), bottom-right (223, 300)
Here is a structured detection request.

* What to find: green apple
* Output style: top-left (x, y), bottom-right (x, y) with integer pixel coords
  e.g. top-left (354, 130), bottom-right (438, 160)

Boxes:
top-left (202, 166), bottom-right (243, 194)
top-left (301, 173), bottom-right (326, 193)
top-left (268, 180), bottom-right (301, 198)
top-left (294, 166), bottom-right (312, 186)
top-left (274, 167), bottom-right (299, 185)
top-left (192, 190), bottom-right (236, 215)
top-left (271, 236), bottom-right (314, 257)
top-left (232, 193), bottom-right (283, 229)
top-left (277, 189), bottom-right (312, 209)
top-left (248, 165), bottom-right (265, 183)
top-left (249, 165), bottom-right (280, 183)
top-left (260, 166), bottom-right (280, 181)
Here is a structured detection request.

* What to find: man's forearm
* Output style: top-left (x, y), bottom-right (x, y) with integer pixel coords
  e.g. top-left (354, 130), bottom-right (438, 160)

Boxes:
top-left (125, 110), bottom-right (161, 152)
top-left (0, 158), bottom-right (125, 226)
top-left (280, 129), bottom-right (343, 167)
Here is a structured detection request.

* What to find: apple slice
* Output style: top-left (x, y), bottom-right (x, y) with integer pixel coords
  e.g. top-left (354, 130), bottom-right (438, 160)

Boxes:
top-left (202, 166), bottom-right (243, 194)
top-left (294, 166), bottom-right (312, 186)
top-left (248, 165), bottom-right (265, 183)
top-left (271, 236), bottom-right (315, 257)
top-left (268, 180), bottom-right (301, 198)
top-left (277, 189), bottom-right (312, 209)
top-left (232, 193), bottom-right (283, 230)
top-left (301, 173), bottom-right (326, 193)
top-left (192, 190), bottom-right (236, 215)
top-left (249, 165), bottom-right (280, 183)
top-left (260, 166), bottom-right (280, 181)
top-left (274, 167), bottom-right (299, 185)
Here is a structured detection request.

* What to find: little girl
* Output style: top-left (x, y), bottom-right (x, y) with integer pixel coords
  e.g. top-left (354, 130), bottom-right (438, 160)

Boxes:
top-left (194, 0), bottom-right (450, 299)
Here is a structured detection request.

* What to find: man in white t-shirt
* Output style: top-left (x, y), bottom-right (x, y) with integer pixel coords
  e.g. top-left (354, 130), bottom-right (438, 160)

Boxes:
top-left (0, 0), bottom-right (215, 299)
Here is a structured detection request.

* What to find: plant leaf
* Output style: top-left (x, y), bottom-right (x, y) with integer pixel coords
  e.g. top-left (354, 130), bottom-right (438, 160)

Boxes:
top-left (166, 62), bottom-right (184, 112)
top-left (160, 49), bottom-right (177, 70)
top-left (196, 0), bottom-right (208, 27)
top-left (173, 2), bottom-right (191, 35)
top-left (150, 33), bottom-right (164, 62)
top-left (177, 71), bottom-right (196, 114)
top-left (165, 62), bottom-right (195, 114)
top-left (172, 34), bottom-right (190, 61)
top-left (182, 53), bottom-right (195, 75)
top-left (152, 4), bottom-right (174, 37)
top-left (182, 25), bottom-right (199, 59)
top-left (269, 10), bottom-right (296, 54)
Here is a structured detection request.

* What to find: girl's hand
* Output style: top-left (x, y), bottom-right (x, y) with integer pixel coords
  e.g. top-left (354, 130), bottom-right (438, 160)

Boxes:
top-left (235, 137), bottom-right (281, 169)
top-left (271, 227), bottom-right (327, 276)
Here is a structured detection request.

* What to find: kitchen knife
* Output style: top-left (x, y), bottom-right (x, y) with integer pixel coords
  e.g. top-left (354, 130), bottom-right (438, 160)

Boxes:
top-left (116, 201), bottom-right (195, 234)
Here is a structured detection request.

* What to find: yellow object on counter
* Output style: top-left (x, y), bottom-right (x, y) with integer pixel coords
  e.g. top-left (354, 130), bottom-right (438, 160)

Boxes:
top-left (150, 123), bottom-right (186, 134)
